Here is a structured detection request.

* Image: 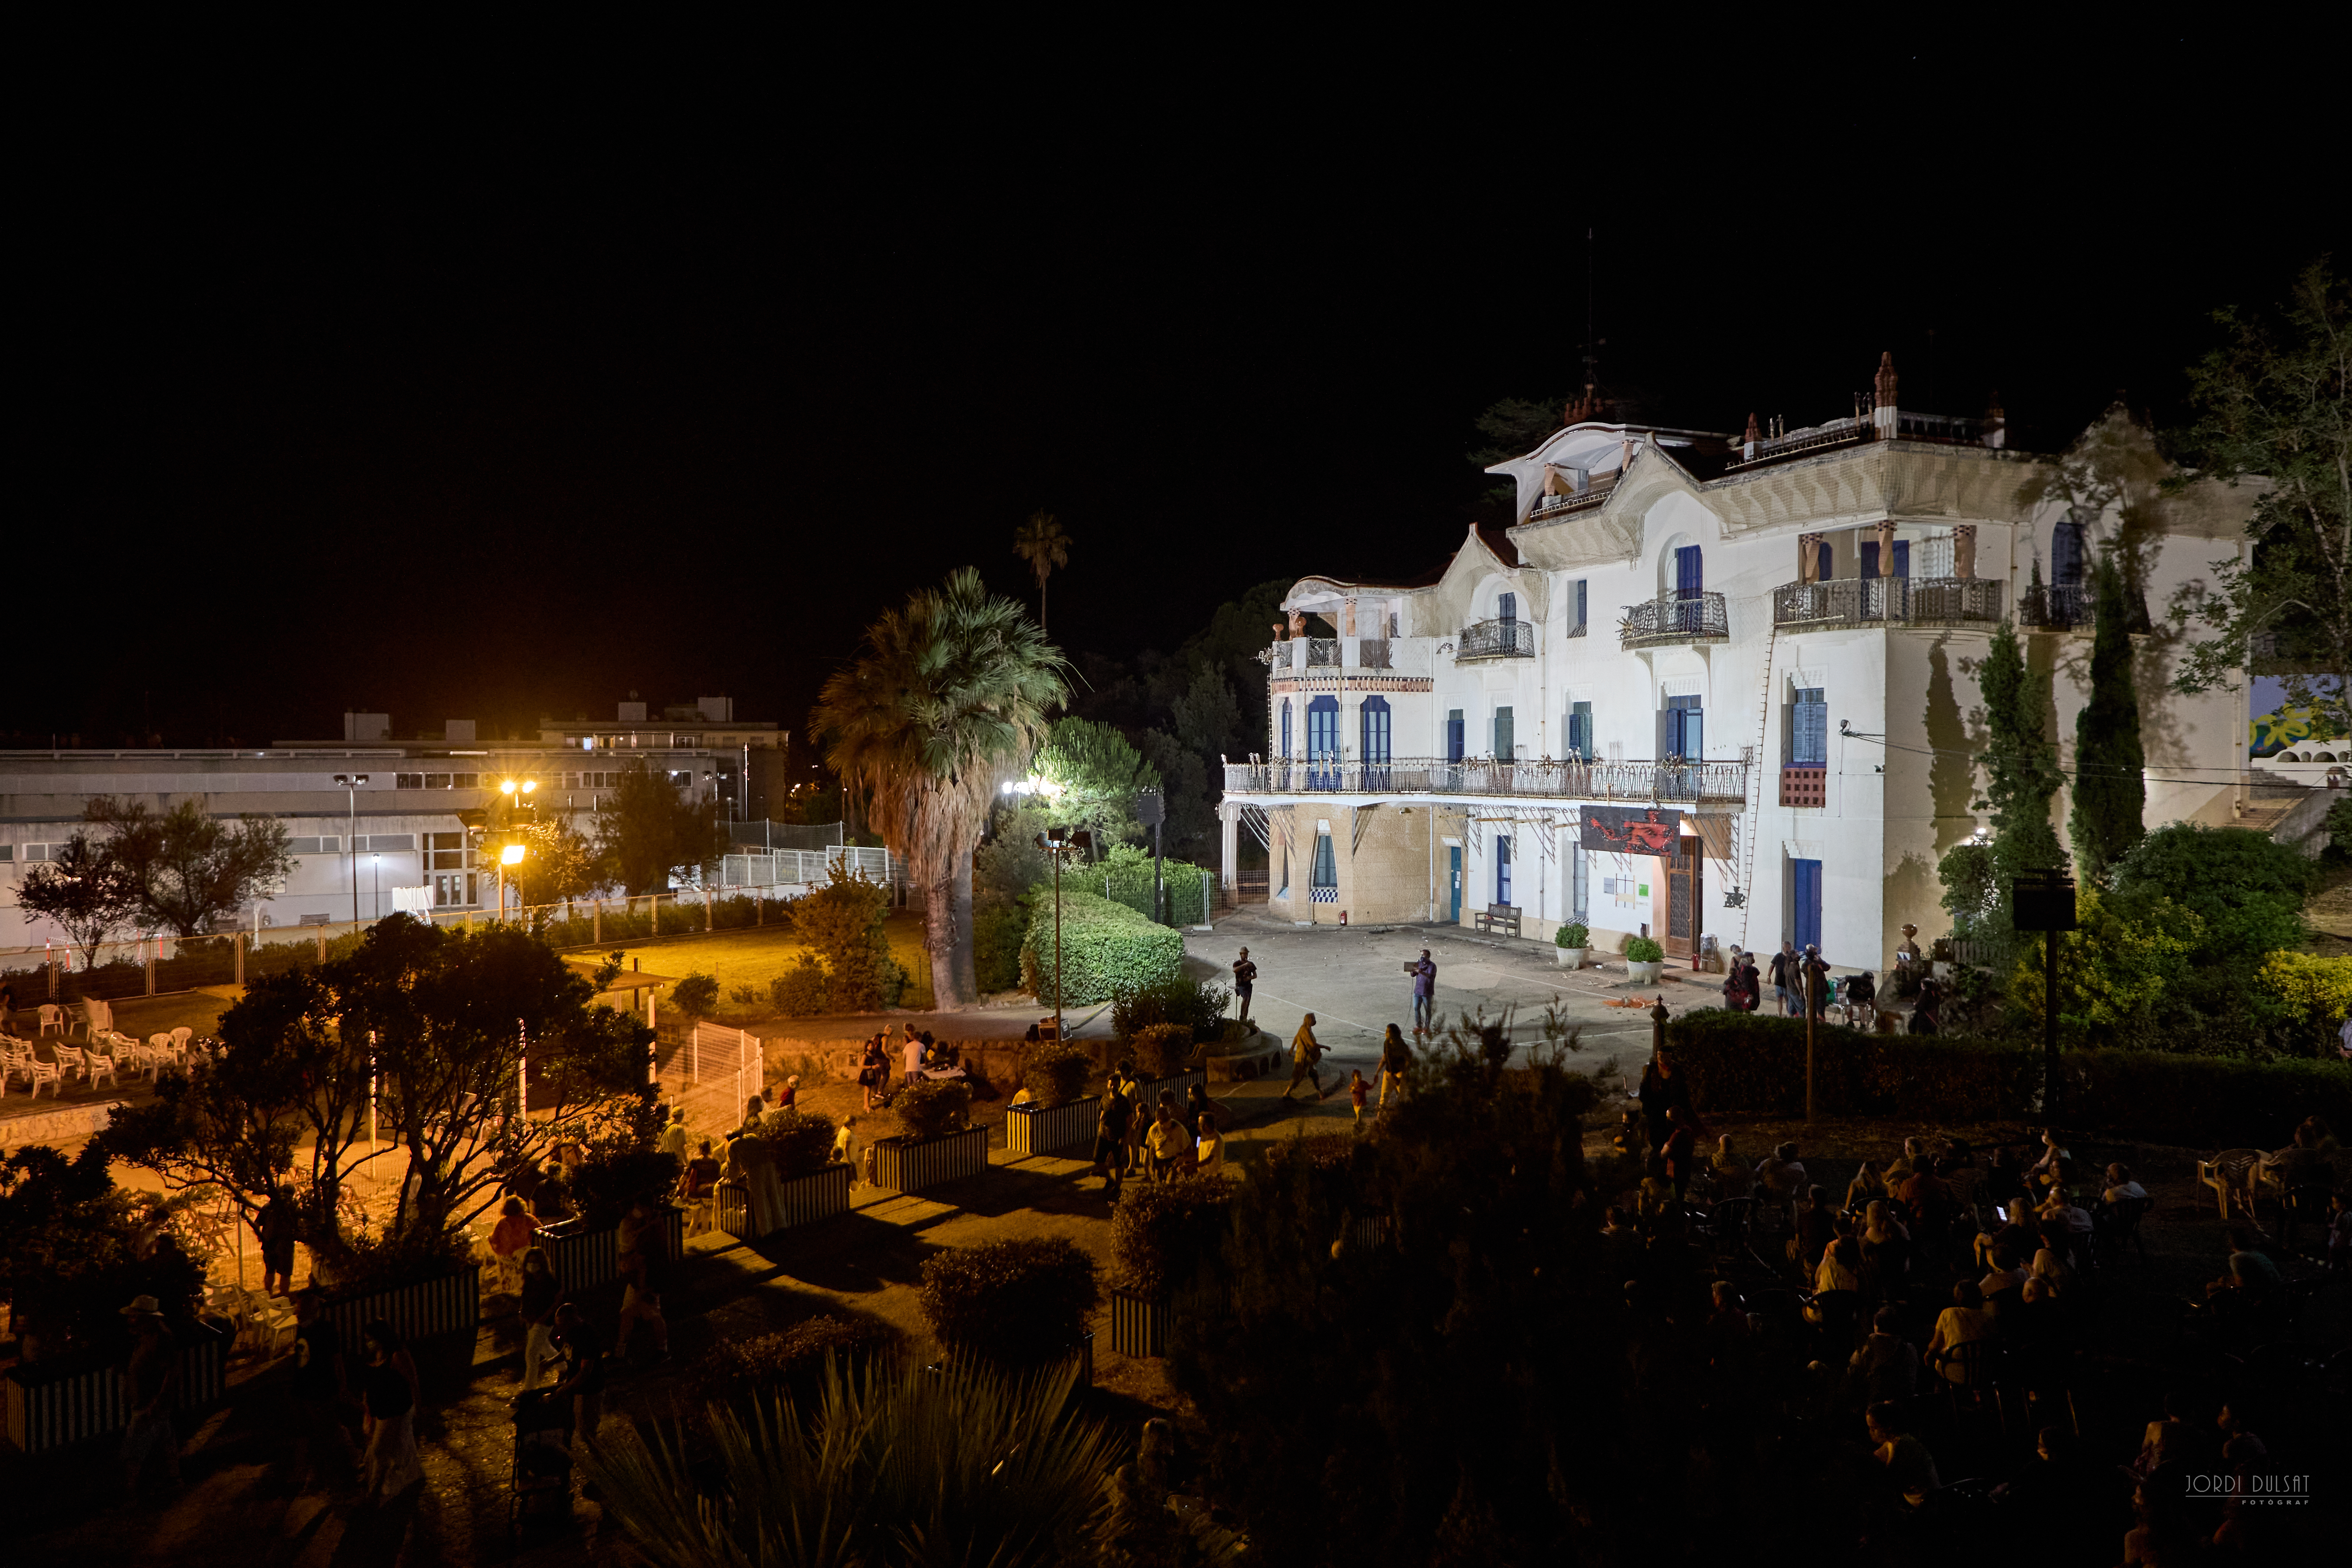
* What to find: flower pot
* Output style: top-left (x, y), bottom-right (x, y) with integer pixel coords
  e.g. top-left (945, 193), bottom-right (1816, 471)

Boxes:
top-left (1006, 1095), bottom-right (1099, 1158)
top-left (537, 1206), bottom-right (686, 1295)
top-left (3, 1317), bottom-right (228, 1455)
top-left (1133, 1068), bottom-right (1206, 1119)
top-left (871, 1124), bottom-right (991, 1194)
top-left (1555, 947), bottom-right (1587, 969)
top-left (318, 1266), bottom-right (480, 1356)
top-left (720, 1164), bottom-right (853, 1240)
top-left (1625, 961), bottom-right (1664, 984)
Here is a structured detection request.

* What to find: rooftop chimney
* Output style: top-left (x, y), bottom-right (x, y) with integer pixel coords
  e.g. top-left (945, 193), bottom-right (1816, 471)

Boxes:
top-left (1872, 352), bottom-right (1900, 437)
top-left (444, 719), bottom-right (477, 743)
top-left (697, 695), bottom-right (734, 723)
top-left (343, 712), bottom-right (390, 742)
top-left (1983, 391), bottom-right (2006, 450)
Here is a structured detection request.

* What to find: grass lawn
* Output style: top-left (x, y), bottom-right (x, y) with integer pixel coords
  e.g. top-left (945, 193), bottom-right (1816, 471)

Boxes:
top-left (587, 911), bottom-right (936, 1015)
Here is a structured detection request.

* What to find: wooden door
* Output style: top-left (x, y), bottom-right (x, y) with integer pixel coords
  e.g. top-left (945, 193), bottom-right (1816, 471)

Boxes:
top-left (1666, 836), bottom-right (1702, 957)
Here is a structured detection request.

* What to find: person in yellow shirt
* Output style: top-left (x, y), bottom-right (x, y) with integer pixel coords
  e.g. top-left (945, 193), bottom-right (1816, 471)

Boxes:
top-left (1283, 1014), bottom-right (1327, 1101)
top-left (1192, 1111), bottom-right (1225, 1176)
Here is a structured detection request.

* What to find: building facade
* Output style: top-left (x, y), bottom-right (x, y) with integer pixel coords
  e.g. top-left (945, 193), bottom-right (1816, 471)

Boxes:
top-left (1219, 368), bottom-right (2257, 971)
top-left (0, 742), bottom-right (722, 950)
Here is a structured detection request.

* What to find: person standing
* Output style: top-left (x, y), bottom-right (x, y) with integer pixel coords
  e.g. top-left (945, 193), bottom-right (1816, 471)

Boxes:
top-left (1408, 949), bottom-right (1437, 1034)
top-left (1282, 1013), bottom-right (1328, 1102)
top-left (291, 1288), bottom-right (355, 1491)
top-left (517, 1248), bottom-right (561, 1390)
top-left (1769, 942), bottom-right (1799, 1016)
top-left (358, 1320), bottom-right (423, 1504)
top-left (613, 1203), bottom-right (670, 1365)
top-left (1092, 1079), bottom-right (1134, 1200)
top-left (259, 1185), bottom-right (298, 1298)
top-left (1637, 1049), bottom-right (1690, 1152)
top-left (682, 1140), bottom-right (723, 1236)
top-left (489, 1197), bottom-right (535, 1293)
top-left (1378, 1023), bottom-right (1411, 1110)
top-left (119, 1296), bottom-right (181, 1494)
top-left (1739, 952), bottom-right (1762, 1012)
top-left (1802, 944), bottom-right (1831, 1019)
top-left (546, 1304), bottom-right (606, 1440)
top-left (1192, 1111), bottom-right (1225, 1176)
top-left (1348, 1069), bottom-right (1369, 1126)
top-left (1231, 948), bottom-right (1258, 1026)
top-left (859, 1034), bottom-right (888, 1110)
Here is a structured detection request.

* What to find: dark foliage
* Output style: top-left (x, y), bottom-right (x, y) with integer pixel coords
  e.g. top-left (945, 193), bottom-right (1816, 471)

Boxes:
top-left (2070, 557), bottom-right (2148, 880)
top-left (893, 1078), bottom-right (973, 1143)
top-left (688, 1313), bottom-right (901, 1409)
top-left (1130, 1023), bottom-right (1194, 1078)
top-left (1021, 1041), bottom-right (1093, 1108)
top-left (1112, 974), bottom-right (1230, 1044)
top-left (917, 1237), bottom-right (1099, 1369)
top-left (1110, 1174), bottom-right (1233, 1298)
top-left (0, 1143), bottom-right (205, 1362)
top-left (750, 1106), bottom-right (840, 1179)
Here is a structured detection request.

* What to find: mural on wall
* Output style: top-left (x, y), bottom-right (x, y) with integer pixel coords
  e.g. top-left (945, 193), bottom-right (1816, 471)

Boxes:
top-left (2250, 674), bottom-right (2346, 757)
top-left (1580, 805), bottom-right (1681, 855)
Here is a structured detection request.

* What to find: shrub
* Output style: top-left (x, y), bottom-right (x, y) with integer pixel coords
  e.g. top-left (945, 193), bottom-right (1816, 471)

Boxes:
top-left (917, 1237), bottom-right (1100, 1368)
top-left (770, 956), bottom-right (830, 1017)
top-left (1132, 1023), bottom-right (1195, 1078)
top-left (1020, 890), bottom-right (1184, 1004)
top-left (2255, 951), bottom-right (2352, 1054)
top-left (1557, 922), bottom-right (1589, 948)
top-left (973, 902), bottom-right (1026, 992)
top-left (670, 972), bottom-right (721, 1018)
top-left (690, 1313), bottom-right (900, 1407)
top-left (1111, 1174), bottom-right (1234, 1297)
top-left (753, 1106), bottom-right (840, 1178)
top-left (791, 866), bottom-right (900, 1013)
top-left (1112, 974), bottom-right (1231, 1042)
top-left (728, 982), bottom-right (762, 1008)
top-left (1623, 936), bottom-right (1664, 964)
top-left (1022, 1041), bottom-right (1094, 1108)
top-left (894, 1078), bottom-right (973, 1142)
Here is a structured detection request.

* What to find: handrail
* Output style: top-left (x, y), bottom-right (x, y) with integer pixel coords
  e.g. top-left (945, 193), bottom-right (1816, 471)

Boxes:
top-left (1457, 618), bottom-right (1535, 660)
top-left (1620, 592), bottom-right (1729, 646)
top-left (1222, 758), bottom-right (1748, 804)
top-left (1772, 576), bottom-right (2003, 627)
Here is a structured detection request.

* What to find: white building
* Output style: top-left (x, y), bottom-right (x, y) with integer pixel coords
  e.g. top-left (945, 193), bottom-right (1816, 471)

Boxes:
top-left (0, 735), bottom-right (723, 951)
top-left (1218, 362), bottom-right (2263, 970)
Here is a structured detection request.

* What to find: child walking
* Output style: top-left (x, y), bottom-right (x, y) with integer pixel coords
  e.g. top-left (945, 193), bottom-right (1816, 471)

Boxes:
top-left (1349, 1069), bottom-right (1368, 1126)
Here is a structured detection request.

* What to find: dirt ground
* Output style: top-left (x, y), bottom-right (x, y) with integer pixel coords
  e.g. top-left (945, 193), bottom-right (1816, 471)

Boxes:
top-left (584, 910), bottom-right (939, 1014)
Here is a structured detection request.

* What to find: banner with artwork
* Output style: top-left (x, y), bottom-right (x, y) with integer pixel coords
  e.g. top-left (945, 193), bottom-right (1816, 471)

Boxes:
top-left (1578, 805), bottom-right (1682, 855)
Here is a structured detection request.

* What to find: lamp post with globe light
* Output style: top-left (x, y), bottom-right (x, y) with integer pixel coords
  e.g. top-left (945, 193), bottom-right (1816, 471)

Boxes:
top-left (1032, 824), bottom-right (1094, 1041)
top-left (332, 773), bottom-right (369, 925)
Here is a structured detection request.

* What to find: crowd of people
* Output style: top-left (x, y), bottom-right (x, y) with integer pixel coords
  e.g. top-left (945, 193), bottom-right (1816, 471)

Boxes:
top-left (1612, 1057), bottom-right (2337, 1557)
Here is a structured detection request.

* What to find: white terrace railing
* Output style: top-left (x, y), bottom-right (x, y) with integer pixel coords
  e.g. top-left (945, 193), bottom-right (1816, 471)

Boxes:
top-left (1223, 757), bottom-right (1748, 804)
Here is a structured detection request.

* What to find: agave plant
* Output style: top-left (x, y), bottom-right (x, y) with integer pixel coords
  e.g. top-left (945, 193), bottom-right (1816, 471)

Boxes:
top-left (578, 1353), bottom-right (1118, 1568)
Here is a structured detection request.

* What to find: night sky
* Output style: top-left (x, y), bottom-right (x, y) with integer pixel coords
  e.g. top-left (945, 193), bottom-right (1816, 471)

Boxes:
top-left (20, 27), bottom-right (2338, 750)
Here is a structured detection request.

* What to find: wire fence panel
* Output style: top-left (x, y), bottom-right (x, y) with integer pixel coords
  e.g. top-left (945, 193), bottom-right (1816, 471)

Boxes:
top-left (654, 1020), bottom-right (765, 1138)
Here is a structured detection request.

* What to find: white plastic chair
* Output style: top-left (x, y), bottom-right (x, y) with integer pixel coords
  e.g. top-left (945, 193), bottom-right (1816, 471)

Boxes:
top-left (54, 1042), bottom-right (86, 1080)
top-left (19, 1053), bottom-right (62, 1099)
top-left (170, 1026), bottom-right (193, 1051)
top-left (36, 1004), bottom-right (63, 1036)
top-left (83, 1047), bottom-right (119, 1090)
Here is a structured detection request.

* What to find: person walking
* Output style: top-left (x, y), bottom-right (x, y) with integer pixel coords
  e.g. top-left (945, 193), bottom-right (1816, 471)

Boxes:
top-left (119, 1296), bottom-right (182, 1494)
top-left (259, 1185), bottom-right (298, 1297)
top-left (516, 1248), bottom-right (561, 1389)
top-left (546, 1304), bottom-right (607, 1440)
top-left (655, 1104), bottom-right (689, 1162)
top-left (1769, 942), bottom-right (1799, 1016)
top-left (358, 1320), bottom-right (424, 1504)
top-left (1282, 1013), bottom-right (1328, 1102)
top-left (1802, 944), bottom-right (1831, 1019)
top-left (1349, 1069), bottom-right (1369, 1126)
top-left (1740, 952), bottom-right (1763, 1012)
top-left (682, 1140), bottom-right (722, 1236)
top-left (1092, 1079), bottom-right (1134, 1200)
top-left (613, 1203), bottom-right (670, 1366)
top-left (1378, 1023), bottom-right (1411, 1109)
top-left (1231, 948), bottom-right (1259, 1026)
top-left (1408, 949), bottom-right (1437, 1034)
top-left (489, 1197), bottom-right (535, 1293)
top-left (858, 1034), bottom-right (888, 1110)
top-left (291, 1287), bottom-right (355, 1491)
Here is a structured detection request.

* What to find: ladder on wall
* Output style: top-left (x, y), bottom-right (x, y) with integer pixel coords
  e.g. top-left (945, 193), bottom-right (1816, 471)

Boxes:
top-left (1733, 622), bottom-right (1781, 951)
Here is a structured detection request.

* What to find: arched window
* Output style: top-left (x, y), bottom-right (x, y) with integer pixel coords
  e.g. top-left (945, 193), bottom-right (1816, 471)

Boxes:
top-left (1307, 695), bottom-right (1341, 787)
top-left (1359, 696), bottom-right (1392, 764)
top-left (1280, 699), bottom-right (1292, 760)
top-left (2051, 517), bottom-right (2086, 585)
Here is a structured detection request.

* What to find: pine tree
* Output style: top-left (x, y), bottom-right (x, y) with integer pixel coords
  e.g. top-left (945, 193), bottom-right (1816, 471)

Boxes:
top-left (2070, 556), bottom-right (2147, 881)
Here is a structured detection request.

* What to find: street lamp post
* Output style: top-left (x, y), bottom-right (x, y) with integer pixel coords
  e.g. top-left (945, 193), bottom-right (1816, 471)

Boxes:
top-left (371, 854), bottom-right (381, 922)
top-left (1033, 825), bottom-right (1094, 1041)
top-left (495, 777), bottom-right (539, 922)
top-left (333, 774), bottom-right (369, 925)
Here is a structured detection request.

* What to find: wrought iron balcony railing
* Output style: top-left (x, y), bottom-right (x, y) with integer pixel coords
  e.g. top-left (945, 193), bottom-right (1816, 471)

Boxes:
top-left (1456, 618), bottom-right (1535, 661)
top-left (1223, 757), bottom-right (1748, 804)
top-left (1772, 576), bottom-right (2004, 628)
top-left (1306, 637), bottom-right (1341, 667)
top-left (2019, 582), bottom-right (2093, 631)
top-left (1619, 592), bottom-right (1729, 649)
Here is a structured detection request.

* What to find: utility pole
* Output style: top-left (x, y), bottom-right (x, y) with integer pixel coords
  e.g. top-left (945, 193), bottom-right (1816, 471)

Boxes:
top-left (334, 774), bottom-right (369, 925)
top-left (1035, 824), bottom-right (1094, 1040)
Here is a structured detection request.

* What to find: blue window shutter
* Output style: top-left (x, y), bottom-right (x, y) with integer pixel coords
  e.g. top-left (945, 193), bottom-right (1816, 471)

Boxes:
top-left (1859, 542), bottom-right (1879, 581)
top-left (1817, 542), bottom-right (1833, 581)
top-left (1893, 540), bottom-right (1910, 578)
top-left (1498, 591), bottom-right (1516, 622)
top-left (1675, 545), bottom-right (1703, 597)
top-left (1575, 579), bottom-right (1588, 628)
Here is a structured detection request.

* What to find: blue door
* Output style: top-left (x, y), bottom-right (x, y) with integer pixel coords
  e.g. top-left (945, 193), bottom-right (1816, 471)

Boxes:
top-left (1674, 545), bottom-right (1705, 633)
top-left (1449, 846), bottom-right (1462, 922)
top-left (1446, 709), bottom-right (1464, 762)
top-left (1497, 836), bottom-right (1513, 906)
top-left (1360, 696), bottom-right (1392, 787)
top-left (1663, 695), bottom-right (1703, 760)
top-left (1791, 858), bottom-right (1822, 952)
top-left (1307, 695), bottom-right (1340, 788)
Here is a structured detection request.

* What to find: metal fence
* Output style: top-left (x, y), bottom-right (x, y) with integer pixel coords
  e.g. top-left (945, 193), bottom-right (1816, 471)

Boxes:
top-left (1222, 757), bottom-right (1748, 804)
top-left (719, 844), bottom-right (896, 890)
top-left (725, 820), bottom-right (846, 852)
top-left (0, 871), bottom-right (897, 1001)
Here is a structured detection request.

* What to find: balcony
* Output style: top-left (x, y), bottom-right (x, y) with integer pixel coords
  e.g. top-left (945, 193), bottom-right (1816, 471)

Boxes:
top-left (1772, 576), bottom-right (2004, 629)
top-left (1525, 471), bottom-right (1620, 522)
top-left (1223, 757), bottom-right (1748, 805)
top-left (2019, 582), bottom-right (2093, 631)
top-left (1456, 618), bottom-right (1535, 661)
top-left (1306, 637), bottom-right (1341, 667)
top-left (1620, 592), bottom-right (1729, 649)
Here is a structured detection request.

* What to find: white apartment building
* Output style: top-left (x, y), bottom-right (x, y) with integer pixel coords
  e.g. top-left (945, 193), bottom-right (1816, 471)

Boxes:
top-left (0, 738), bottom-right (723, 951)
top-left (1217, 361), bottom-right (2260, 970)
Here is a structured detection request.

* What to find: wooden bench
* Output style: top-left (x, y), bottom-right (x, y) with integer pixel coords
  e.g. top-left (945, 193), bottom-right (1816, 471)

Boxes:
top-left (1471, 903), bottom-right (1522, 937)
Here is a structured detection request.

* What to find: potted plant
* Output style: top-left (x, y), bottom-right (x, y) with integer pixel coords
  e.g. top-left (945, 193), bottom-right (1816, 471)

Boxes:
top-left (872, 1079), bottom-right (987, 1193)
top-left (1554, 922), bottom-right (1590, 970)
top-left (1623, 936), bottom-right (1666, 985)
top-left (1106, 1175), bottom-right (1232, 1358)
top-left (1007, 1040), bottom-right (1098, 1157)
top-left (917, 1236), bottom-right (1098, 1381)
top-left (723, 1106), bottom-right (851, 1238)
top-left (1129, 1023), bottom-right (1207, 1111)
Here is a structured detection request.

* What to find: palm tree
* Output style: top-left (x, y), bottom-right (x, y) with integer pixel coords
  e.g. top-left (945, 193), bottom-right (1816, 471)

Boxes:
top-left (815, 568), bottom-right (1067, 1008)
top-left (1011, 510), bottom-right (1071, 635)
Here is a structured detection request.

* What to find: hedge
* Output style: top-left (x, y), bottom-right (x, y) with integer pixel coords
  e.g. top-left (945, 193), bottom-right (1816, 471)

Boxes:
top-left (1110, 1175), bottom-right (1233, 1297)
top-left (1662, 1011), bottom-right (2352, 1151)
top-left (1097, 858), bottom-right (1212, 927)
top-left (917, 1237), bottom-right (1100, 1368)
top-left (1019, 890), bottom-right (1184, 1006)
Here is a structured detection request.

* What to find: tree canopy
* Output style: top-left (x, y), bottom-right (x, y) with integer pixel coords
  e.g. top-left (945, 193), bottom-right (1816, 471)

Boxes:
top-left (596, 761), bottom-right (725, 896)
top-left (13, 829), bottom-right (138, 966)
top-left (83, 796), bottom-right (296, 937)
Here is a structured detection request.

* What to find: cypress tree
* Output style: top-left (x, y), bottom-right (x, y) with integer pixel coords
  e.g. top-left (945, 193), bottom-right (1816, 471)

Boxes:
top-left (2070, 556), bottom-right (2147, 881)
top-left (1940, 619), bottom-right (2064, 935)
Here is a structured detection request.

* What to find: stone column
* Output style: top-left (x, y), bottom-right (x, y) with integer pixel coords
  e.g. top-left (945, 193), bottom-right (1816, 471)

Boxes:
top-left (1220, 805), bottom-right (1238, 891)
top-left (1798, 533), bottom-right (1823, 583)
top-left (1953, 524), bottom-right (1977, 579)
